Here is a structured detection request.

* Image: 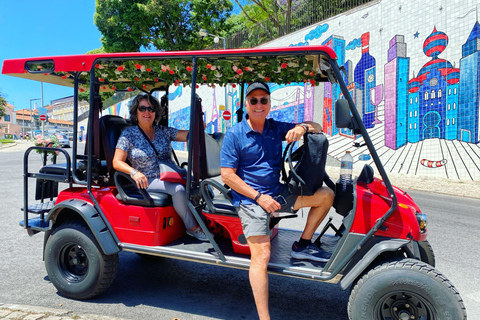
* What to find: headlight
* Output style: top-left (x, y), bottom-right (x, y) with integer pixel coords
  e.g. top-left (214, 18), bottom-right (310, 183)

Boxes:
top-left (416, 212), bottom-right (427, 232)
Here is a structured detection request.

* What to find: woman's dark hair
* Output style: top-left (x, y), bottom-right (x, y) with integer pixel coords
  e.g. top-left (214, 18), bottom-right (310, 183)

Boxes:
top-left (128, 93), bottom-right (165, 126)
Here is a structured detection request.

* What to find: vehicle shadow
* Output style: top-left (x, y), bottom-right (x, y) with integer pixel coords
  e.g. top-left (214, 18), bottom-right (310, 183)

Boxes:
top-left (85, 251), bottom-right (349, 320)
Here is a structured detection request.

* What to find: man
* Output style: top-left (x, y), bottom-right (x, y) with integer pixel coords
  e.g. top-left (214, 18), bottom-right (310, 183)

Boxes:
top-left (220, 81), bottom-right (334, 320)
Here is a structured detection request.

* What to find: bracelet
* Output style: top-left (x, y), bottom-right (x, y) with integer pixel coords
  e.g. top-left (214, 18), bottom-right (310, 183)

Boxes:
top-left (254, 192), bottom-right (262, 202)
top-left (130, 169), bottom-right (138, 177)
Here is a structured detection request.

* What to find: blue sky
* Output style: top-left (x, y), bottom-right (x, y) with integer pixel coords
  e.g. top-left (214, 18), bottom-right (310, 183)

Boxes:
top-left (0, 0), bottom-right (246, 111)
top-left (0, 0), bottom-right (102, 110)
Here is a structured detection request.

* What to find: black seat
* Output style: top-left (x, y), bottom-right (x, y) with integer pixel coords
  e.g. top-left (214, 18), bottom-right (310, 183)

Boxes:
top-left (99, 115), bottom-right (133, 184)
top-left (99, 115), bottom-right (172, 207)
top-left (200, 132), bottom-right (236, 216)
top-left (114, 171), bottom-right (172, 207)
top-left (39, 163), bottom-right (70, 176)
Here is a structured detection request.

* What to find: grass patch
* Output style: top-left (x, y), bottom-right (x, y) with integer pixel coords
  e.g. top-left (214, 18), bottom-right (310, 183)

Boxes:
top-left (0, 139), bottom-right (15, 144)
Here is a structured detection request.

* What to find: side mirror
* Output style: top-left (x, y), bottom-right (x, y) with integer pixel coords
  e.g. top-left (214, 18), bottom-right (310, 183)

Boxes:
top-left (335, 99), bottom-right (352, 128)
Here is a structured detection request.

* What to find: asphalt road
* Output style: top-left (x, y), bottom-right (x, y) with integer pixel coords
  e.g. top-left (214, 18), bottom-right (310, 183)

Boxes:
top-left (0, 142), bottom-right (479, 319)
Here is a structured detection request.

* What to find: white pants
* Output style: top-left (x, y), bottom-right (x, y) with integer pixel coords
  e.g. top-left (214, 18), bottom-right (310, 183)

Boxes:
top-left (147, 179), bottom-right (197, 229)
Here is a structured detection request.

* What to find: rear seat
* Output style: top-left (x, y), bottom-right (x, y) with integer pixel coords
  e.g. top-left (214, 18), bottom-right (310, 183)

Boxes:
top-left (113, 171), bottom-right (172, 207)
top-left (99, 115), bottom-right (172, 207)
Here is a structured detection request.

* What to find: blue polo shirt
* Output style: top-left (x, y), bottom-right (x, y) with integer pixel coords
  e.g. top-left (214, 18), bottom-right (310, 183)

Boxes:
top-left (220, 117), bottom-right (295, 206)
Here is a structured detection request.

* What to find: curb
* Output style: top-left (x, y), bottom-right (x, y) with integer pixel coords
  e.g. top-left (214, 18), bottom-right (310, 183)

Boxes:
top-left (0, 140), bottom-right (35, 150)
top-left (0, 142), bottom-right (17, 150)
top-left (0, 303), bottom-right (130, 320)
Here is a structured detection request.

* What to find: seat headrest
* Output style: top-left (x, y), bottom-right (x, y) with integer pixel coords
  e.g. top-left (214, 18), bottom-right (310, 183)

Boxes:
top-left (203, 132), bottom-right (225, 178)
top-left (99, 115), bottom-right (132, 160)
top-left (99, 115), bottom-right (132, 184)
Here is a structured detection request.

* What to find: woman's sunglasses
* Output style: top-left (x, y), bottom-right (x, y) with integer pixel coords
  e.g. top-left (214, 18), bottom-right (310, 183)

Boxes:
top-left (249, 97), bottom-right (269, 105)
top-left (138, 106), bottom-right (155, 113)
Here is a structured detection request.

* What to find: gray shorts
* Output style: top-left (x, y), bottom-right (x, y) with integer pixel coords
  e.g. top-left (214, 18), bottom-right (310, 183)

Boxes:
top-left (237, 185), bottom-right (297, 239)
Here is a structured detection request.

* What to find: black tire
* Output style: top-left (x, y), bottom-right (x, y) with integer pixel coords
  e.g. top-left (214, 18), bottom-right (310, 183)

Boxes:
top-left (417, 239), bottom-right (436, 267)
top-left (348, 258), bottom-right (466, 320)
top-left (44, 221), bottom-right (119, 299)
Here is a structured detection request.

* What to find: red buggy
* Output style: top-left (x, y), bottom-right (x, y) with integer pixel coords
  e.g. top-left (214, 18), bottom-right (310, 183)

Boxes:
top-left (2, 46), bottom-right (466, 319)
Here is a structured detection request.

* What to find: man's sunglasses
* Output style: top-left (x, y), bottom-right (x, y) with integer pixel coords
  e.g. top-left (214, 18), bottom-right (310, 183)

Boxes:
top-left (138, 106), bottom-right (155, 113)
top-left (249, 97), bottom-right (269, 105)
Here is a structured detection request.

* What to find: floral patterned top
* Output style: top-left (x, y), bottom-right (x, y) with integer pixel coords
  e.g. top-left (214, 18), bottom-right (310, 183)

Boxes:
top-left (116, 125), bottom-right (178, 179)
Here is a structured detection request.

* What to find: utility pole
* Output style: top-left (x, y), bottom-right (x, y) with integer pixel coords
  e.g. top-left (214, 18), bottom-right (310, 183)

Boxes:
top-left (30, 98), bottom-right (40, 138)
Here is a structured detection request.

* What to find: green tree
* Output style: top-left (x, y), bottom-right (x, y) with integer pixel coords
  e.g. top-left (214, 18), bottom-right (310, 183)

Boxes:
top-left (230, 0), bottom-right (295, 38)
top-left (87, 47), bottom-right (107, 54)
top-left (0, 93), bottom-right (6, 120)
top-left (228, 0), bottom-right (367, 48)
top-left (94, 0), bottom-right (233, 52)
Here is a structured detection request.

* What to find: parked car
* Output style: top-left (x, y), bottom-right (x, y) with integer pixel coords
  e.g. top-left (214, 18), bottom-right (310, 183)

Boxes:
top-left (56, 133), bottom-right (70, 148)
top-left (66, 132), bottom-right (73, 141)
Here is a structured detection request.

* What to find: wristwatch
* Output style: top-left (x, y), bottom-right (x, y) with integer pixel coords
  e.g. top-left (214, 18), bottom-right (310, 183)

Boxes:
top-left (300, 123), bottom-right (309, 133)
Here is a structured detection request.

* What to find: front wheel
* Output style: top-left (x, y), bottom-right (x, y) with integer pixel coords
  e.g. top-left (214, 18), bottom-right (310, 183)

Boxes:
top-left (417, 240), bottom-right (435, 267)
top-left (44, 221), bottom-right (119, 299)
top-left (348, 258), bottom-right (466, 320)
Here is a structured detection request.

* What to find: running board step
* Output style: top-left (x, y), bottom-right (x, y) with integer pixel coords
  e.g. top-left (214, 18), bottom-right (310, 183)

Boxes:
top-left (21, 200), bottom-right (55, 214)
top-left (19, 217), bottom-right (51, 235)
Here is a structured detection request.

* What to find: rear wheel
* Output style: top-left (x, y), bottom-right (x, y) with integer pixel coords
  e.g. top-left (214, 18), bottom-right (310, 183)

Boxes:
top-left (45, 221), bottom-right (119, 299)
top-left (348, 258), bottom-right (466, 320)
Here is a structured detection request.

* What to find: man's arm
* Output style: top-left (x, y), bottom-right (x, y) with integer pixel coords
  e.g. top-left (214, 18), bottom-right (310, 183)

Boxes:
top-left (285, 121), bottom-right (322, 144)
top-left (221, 167), bottom-right (281, 213)
top-left (300, 121), bottom-right (322, 133)
top-left (221, 167), bottom-right (257, 200)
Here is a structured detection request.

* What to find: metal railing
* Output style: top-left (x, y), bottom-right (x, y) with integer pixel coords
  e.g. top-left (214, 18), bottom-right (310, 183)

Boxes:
top-left (222, 0), bottom-right (375, 49)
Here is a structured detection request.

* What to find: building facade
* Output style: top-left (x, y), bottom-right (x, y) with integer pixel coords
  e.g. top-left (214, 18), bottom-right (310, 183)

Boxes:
top-left (0, 103), bottom-right (21, 137)
top-left (50, 96), bottom-right (89, 122)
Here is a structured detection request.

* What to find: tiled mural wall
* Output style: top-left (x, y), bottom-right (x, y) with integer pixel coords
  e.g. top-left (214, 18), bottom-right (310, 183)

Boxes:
top-left (106, 0), bottom-right (480, 181)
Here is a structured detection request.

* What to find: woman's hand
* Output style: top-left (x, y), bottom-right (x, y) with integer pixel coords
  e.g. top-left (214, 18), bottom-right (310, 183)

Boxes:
top-left (132, 171), bottom-right (149, 189)
top-left (113, 148), bottom-right (149, 189)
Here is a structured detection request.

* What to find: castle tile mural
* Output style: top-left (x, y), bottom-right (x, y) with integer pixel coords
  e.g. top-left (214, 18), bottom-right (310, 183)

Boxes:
top-left (105, 1), bottom-right (480, 181)
top-left (260, 0), bottom-right (480, 181)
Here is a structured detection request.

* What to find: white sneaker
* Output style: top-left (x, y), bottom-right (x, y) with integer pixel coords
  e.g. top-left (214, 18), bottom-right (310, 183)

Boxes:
top-left (186, 228), bottom-right (210, 241)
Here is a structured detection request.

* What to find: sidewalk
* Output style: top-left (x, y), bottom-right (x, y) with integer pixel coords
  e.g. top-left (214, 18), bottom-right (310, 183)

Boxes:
top-left (0, 141), bottom-right (18, 150)
top-left (326, 165), bottom-right (480, 200)
top-left (0, 139), bottom-right (31, 150)
top-left (0, 303), bottom-right (129, 320)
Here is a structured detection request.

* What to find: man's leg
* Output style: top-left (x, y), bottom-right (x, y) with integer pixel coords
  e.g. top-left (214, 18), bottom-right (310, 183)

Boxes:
top-left (293, 186), bottom-right (334, 240)
top-left (247, 235), bottom-right (271, 320)
top-left (290, 186), bottom-right (334, 261)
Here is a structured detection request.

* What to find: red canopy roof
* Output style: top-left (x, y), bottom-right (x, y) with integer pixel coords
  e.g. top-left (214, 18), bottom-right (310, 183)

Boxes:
top-left (2, 46), bottom-right (337, 91)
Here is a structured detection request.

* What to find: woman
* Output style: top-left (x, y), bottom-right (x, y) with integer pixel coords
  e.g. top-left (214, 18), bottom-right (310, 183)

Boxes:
top-left (113, 93), bottom-right (209, 241)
